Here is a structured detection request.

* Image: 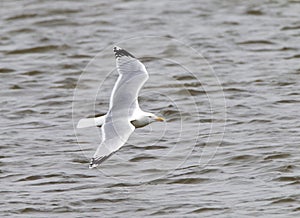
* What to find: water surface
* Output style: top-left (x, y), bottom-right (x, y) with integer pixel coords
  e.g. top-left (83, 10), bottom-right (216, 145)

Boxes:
top-left (1, 0), bottom-right (300, 217)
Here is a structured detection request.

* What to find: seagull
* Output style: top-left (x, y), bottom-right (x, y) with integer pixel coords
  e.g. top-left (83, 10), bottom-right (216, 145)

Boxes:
top-left (77, 46), bottom-right (164, 168)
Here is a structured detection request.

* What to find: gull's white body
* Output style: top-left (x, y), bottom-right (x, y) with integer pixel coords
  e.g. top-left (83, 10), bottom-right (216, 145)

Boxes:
top-left (77, 46), bottom-right (163, 168)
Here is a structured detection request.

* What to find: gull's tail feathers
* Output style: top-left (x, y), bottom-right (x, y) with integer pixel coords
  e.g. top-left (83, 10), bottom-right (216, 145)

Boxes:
top-left (76, 115), bottom-right (106, 128)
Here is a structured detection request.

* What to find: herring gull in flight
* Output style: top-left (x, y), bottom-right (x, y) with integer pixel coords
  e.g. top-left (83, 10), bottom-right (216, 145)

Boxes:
top-left (77, 46), bottom-right (164, 168)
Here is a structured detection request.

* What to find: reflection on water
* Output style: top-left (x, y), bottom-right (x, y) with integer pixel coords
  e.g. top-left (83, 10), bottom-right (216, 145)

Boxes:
top-left (1, 0), bottom-right (300, 217)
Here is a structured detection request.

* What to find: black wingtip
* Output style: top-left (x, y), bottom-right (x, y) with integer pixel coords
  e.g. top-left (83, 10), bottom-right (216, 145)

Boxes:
top-left (89, 158), bottom-right (97, 169)
top-left (89, 152), bottom-right (115, 169)
top-left (113, 46), bottom-right (135, 59)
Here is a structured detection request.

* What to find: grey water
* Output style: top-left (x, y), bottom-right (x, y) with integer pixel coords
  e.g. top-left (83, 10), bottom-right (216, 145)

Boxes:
top-left (1, 0), bottom-right (300, 217)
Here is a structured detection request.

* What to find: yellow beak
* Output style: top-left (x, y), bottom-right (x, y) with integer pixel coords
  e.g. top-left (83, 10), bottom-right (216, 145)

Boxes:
top-left (155, 116), bottom-right (165, 122)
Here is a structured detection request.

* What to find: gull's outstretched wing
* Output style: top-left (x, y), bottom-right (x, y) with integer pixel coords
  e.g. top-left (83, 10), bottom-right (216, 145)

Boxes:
top-left (109, 46), bottom-right (149, 116)
top-left (89, 116), bottom-right (134, 168)
top-left (89, 46), bottom-right (148, 168)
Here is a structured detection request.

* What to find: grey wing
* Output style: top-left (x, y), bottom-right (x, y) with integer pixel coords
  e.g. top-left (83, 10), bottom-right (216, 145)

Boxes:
top-left (89, 117), bottom-right (135, 168)
top-left (109, 46), bottom-right (149, 116)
